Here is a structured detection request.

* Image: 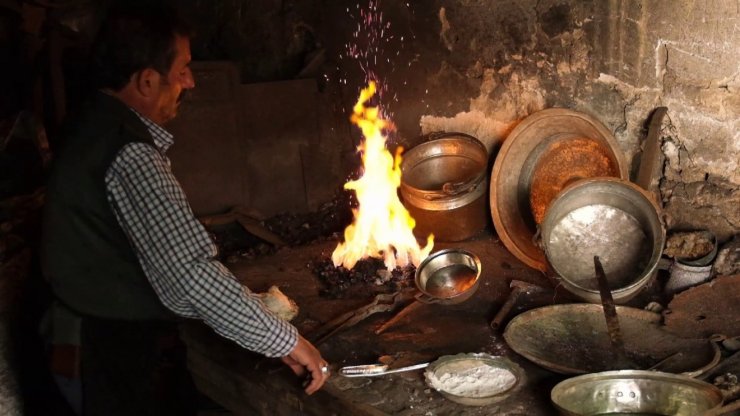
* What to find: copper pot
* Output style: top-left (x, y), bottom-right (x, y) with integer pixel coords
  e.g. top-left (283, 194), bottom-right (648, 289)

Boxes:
top-left (540, 177), bottom-right (665, 304)
top-left (401, 133), bottom-right (489, 242)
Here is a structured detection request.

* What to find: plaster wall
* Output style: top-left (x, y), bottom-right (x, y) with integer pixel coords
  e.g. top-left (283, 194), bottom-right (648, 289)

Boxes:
top-left (299, 0), bottom-right (739, 241)
top-left (37, 0), bottom-right (737, 239)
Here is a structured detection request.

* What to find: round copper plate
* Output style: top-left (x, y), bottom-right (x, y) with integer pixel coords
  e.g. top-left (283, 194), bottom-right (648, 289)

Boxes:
top-left (490, 108), bottom-right (628, 271)
top-left (503, 304), bottom-right (720, 375)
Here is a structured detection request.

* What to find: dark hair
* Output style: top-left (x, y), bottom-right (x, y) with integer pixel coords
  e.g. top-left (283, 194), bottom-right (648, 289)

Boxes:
top-left (89, 2), bottom-right (192, 91)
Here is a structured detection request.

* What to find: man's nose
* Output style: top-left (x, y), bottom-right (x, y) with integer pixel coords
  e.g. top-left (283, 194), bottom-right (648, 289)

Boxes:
top-left (183, 67), bottom-right (195, 89)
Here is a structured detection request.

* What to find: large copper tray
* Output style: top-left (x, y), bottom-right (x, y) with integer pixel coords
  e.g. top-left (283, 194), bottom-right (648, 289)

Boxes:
top-left (503, 304), bottom-right (720, 375)
top-left (490, 108), bottom-right (628, 271)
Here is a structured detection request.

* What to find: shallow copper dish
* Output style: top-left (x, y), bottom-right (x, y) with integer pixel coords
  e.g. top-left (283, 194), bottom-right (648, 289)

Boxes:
top-left (424, 353), bottom-right (525, 406)
top-left (504, 304), bottom-right (721, 376)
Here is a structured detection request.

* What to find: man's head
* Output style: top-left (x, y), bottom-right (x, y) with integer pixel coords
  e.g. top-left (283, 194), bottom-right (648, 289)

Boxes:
top-left (90, 3), bottom-right (195, 125)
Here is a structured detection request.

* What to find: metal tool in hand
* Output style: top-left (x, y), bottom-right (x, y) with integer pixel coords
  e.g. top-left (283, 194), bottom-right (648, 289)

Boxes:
top-left (309, 289), bottom-right (416, 345)
top-left (339, 362), bottom-right (430, 377)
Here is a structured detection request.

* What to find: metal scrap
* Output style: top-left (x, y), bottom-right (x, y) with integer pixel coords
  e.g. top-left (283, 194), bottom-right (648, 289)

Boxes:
top-left (663, 274), bottom-right (740, 339)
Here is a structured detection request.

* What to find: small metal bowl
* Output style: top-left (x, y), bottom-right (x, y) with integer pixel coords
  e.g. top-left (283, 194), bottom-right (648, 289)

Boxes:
top-left (424, 353), bottom-right (525, 406)
top-left (415, 249), bottom-right (481, 305)
top-left (551, 370), bottom-right (723, 415)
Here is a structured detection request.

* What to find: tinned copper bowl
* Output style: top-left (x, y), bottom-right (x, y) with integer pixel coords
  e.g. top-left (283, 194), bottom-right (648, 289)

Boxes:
top-left (540, 177), bottom-right (665, 304)
top-left (551, 370), bottom-right (723, 416)
top-left (415, 249), bottom-right (481, 305)
top-left (424, 353), bottom-right (525, 406)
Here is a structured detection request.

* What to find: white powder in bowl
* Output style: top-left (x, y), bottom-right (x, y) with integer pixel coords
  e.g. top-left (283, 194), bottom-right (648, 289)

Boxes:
top-left (426, 360), bottom-right (517, 398)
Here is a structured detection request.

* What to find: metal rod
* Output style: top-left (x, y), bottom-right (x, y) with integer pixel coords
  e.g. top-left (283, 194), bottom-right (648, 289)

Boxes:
top-left (594, 256), bottom-right (626, 355)
top-left (635, 106), bottom-right (668, 206)
top-left (374, 300), bottom-right (422, 334)
top-left (339, 362), bottom-right (429, 377)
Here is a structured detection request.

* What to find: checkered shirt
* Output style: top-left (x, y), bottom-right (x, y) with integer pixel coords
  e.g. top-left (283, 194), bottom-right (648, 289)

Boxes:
top-left (104, 109), bottom-right (298, 357)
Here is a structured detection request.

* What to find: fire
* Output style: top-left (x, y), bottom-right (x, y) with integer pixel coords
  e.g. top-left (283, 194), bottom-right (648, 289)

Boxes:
top-left (332, 82), bottom-right (434, 270)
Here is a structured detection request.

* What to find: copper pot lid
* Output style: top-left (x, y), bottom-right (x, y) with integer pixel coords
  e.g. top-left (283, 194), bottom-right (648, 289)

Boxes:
top-left (490, 108), bottom-right (628, 271)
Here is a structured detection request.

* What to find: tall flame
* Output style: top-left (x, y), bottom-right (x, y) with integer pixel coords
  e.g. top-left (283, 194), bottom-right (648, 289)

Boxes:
top-left (332, 82), bottom-right (434, 270)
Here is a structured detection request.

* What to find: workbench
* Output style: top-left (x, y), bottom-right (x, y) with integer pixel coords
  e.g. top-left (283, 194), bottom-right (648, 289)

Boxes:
top-left (181, 235), bottom-right (570, 415)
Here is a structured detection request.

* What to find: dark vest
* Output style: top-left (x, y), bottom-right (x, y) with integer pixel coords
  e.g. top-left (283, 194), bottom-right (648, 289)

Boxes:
top-left (41, 92), bottom-right (174, 320)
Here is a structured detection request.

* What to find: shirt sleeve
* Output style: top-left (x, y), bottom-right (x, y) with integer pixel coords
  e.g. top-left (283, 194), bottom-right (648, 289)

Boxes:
top-left (105, 142), bottom-right (298, 357)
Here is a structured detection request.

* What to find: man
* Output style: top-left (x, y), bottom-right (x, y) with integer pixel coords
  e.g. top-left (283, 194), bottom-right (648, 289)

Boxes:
top-left (40, 3), bottom-right (328, 415)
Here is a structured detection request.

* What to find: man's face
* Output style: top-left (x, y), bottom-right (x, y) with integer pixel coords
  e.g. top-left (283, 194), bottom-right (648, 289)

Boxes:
top-left (154, 34), bottom-right (194, 125)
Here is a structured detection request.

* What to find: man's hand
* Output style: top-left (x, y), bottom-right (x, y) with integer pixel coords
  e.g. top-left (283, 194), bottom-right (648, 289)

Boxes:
top-left (280, 335), bottom-right (329, 395)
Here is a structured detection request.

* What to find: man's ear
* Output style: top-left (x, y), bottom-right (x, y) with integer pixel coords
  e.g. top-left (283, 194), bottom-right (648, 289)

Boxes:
top-left (133, 68), bottom-right (161, 97)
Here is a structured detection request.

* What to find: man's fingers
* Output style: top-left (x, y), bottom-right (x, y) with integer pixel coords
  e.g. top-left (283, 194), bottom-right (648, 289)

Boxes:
top-left (286, 335), bottom-right (329, 395)
top-left (287, 362), bottom-right (304, 376)
top-left (304, 363), bottom-right (327, 395)
top-left (280, 356), bottom-right (305, 376)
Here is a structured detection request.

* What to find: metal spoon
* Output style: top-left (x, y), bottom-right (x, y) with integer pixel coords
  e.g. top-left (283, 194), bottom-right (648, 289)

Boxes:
top-left (339, 362), bottom-right (429, 377)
